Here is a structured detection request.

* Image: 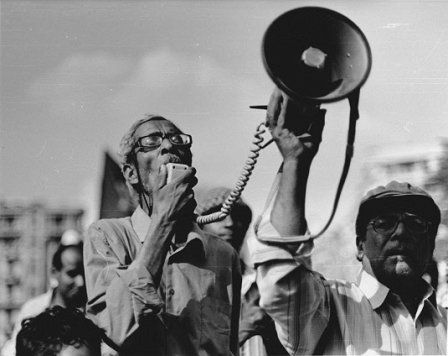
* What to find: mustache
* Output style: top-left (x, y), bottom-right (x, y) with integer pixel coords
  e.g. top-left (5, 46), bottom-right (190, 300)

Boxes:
top-left (385, 246), bottom-right (415, 258)
top-left (164, 155), bottom-right (182, 164)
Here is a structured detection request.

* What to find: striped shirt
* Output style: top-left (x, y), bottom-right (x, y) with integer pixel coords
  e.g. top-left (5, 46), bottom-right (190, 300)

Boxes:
top-left (251, 213), bottom-right (447, 355)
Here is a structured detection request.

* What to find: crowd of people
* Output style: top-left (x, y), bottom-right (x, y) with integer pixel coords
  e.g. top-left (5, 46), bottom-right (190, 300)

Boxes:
top-left (1, 86), bottom-right (446, 355)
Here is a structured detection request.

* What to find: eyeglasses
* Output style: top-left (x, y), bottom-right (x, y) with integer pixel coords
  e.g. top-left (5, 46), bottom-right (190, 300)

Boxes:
top-left (134, 133), bottom-right (192, 151)
top-left (367, 213), bottom-right (431, 235)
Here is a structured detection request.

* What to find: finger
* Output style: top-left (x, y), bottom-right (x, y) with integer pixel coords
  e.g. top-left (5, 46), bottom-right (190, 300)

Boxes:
top-left (158, 164), bottom-right (168, 188)
top-left (186, 192), bottom-right (197, 212)
top-left (185, 167), bottom-right (198, 188)
top-left (266, 87), bottom-right (282, 129)
top-left (190, 174), bottom-right (198, 189)
top-left (277, 93), bottom-right (293, 131)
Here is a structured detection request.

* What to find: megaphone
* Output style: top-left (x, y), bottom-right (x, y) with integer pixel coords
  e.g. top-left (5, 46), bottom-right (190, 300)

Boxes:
top-left (198, 7), bottom-right (372, 237)
top-left (252, 7), bottom-right (372, 241)
top-left (262, 6), bottom-right (372, 103)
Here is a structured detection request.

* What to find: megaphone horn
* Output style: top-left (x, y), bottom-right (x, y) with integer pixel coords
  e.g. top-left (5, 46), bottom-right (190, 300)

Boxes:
top-left (262, 7), bottom-right (372, 103)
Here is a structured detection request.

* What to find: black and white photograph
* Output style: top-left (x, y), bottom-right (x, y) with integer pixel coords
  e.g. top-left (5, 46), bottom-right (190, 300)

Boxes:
top-left (1, 1), bottom-right (447, 355)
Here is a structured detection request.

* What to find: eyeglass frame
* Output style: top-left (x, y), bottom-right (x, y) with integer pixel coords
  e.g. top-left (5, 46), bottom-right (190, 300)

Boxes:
top-left (366, 212), bottom-right (432, 235)
top-left (133, 132), bottom-right (193, 152)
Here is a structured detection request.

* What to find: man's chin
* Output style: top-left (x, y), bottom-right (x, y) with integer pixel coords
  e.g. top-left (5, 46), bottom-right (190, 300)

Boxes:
top-left (217, 234), bottom-right (233, 244)
top-left (68, 291), bottom-right (87, 307)
top-left (388, 256), bottom-right (418, 279)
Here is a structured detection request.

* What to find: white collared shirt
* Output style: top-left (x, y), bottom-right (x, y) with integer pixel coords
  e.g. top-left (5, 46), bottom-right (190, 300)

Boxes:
top-left (251, 215), bottom-right (447, 355)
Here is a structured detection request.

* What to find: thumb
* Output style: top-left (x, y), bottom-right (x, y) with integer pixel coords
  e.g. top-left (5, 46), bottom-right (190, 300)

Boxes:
top-left (158, 164), bottom-right (168, 188)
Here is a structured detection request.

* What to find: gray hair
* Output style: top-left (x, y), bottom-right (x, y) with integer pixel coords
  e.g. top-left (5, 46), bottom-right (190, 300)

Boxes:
top-left (118, 114), bottom-right (168, 168)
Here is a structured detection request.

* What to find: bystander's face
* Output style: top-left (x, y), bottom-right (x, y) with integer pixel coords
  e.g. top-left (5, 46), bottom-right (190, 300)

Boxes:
top-left (54, 248), bottom-right (86, 308)
top-left (133, 120), bottom-right (192, 197)
top-left (358, 208), bottom-right (435, 290)
top-left (202, 211), bottom-right (247, 252)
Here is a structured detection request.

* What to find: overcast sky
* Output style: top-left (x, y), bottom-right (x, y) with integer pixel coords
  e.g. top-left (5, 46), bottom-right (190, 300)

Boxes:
top-left (2, 0), bottom-right (448, 231)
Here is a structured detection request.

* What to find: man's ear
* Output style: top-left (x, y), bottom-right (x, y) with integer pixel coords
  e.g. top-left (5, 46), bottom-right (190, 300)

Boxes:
top-left (49, 268), bottom-right (60, 288)
top-left (123, 163), bottom-right (139, 184)
top-left (51, 266), bottom-right (60, 279)
top-left (356, 235), bottom-right (364, 262)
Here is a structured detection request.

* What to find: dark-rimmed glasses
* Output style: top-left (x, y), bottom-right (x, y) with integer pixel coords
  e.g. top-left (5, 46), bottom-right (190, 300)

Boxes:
top-left (367, 213), bottom-right (431, 235)
top-left (134, 133), bottom-right (192, 151)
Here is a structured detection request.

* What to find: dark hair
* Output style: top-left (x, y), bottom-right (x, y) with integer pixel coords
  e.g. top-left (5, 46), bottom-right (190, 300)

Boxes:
top-left (16, 306), bottom-right (102, 356)
top-left (52, 244), bottom-right (83, 271)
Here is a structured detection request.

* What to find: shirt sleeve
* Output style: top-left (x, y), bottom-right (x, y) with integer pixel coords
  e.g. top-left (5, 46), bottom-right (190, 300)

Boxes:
top-left (251, 204), bottom-right (331, 355)
top-left (239, 279), bottom-right (273, 346)
top-left (84, 222), bottom-right (164, 349)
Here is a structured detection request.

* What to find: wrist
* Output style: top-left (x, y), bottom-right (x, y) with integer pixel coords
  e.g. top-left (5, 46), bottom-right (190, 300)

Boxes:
top-left (282, 157), bottom-right (312, 176)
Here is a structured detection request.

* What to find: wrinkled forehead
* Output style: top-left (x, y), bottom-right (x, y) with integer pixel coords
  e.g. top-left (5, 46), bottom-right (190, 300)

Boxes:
top-left (134, 119), bottom-right (182, 140)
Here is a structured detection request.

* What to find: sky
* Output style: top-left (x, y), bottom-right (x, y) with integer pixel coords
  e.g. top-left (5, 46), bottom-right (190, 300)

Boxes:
top-left (2, 0), bottom-right (448, 234)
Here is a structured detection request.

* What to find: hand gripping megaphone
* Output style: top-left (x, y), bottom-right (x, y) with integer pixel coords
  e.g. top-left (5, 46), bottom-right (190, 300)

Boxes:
top-left (198, 7), bottom-right (372, 239)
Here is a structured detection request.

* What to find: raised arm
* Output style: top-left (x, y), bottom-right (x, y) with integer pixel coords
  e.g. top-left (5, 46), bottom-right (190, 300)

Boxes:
top-left (251, 88), bottom-right (329, 355)
top-left (265, 88), bottom-right (325, 237)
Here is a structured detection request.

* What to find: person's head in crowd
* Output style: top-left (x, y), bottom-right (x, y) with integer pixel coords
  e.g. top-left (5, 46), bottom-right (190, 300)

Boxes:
top-left (51, 243), bottom-right (87, 309)
top-left (196, 187), bottom-right (252, 252)
top-left (60, 229), bottom-right (83, 246)
top-left (355, 181), bottom-right (440, 293)
top-left (16, 306), bottom-right (102, 356)
top-left (118, 114), bottom-right (193, 209)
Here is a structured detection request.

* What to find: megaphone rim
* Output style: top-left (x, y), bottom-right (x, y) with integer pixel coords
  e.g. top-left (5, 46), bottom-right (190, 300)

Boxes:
top-left (262, 6), bottom-right (372, 103)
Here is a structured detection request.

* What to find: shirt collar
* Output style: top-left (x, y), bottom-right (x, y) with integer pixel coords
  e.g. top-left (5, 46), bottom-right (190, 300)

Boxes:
top-left (357, 268), bottom-right (436, 310)
top-left (419, 279), bottom-right (437, 307)
top-left (131, 206), bottom-right (207, 258)
top-left (47, 288), bottom-right (57, 306)
top-left (178, 222), bottom-right (208, 260)
top-left (131, 206), bottom-right (152, 242)
top-left (357, 268), bottom-right (390, 309)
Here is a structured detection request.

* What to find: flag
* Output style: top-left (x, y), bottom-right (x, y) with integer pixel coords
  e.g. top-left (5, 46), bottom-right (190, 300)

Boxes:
top-left (99, 151), bottom-right (135, 219)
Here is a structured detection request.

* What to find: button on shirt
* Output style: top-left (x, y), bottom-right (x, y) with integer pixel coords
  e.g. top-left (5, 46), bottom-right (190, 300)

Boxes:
top-left (84, 207), bottom-right (241, 356)
top-left (251, 200), bottom-right (447, 355)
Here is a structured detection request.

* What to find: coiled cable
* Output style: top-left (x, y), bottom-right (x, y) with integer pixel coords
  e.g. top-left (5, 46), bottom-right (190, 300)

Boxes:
top-left (198, 90), bottom-right (360, 241)
top-left (196, 122), bottom-right (274, 225)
